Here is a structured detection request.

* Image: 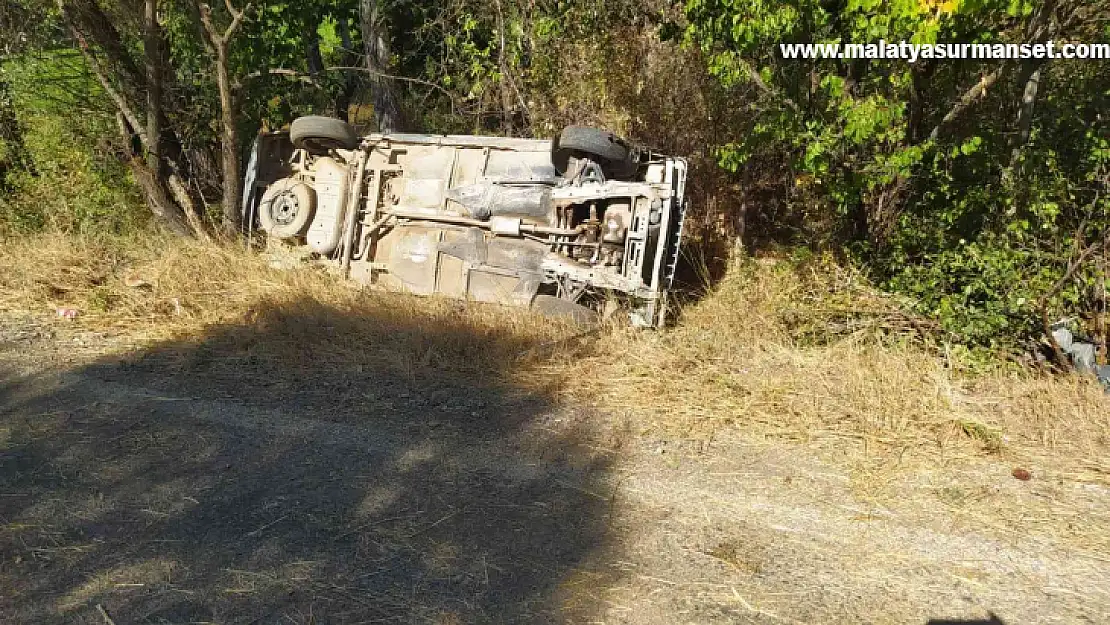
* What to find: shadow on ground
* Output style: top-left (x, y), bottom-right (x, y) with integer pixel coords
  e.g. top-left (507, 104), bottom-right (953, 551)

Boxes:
top-left (0, 299), bottom-right (617, 623)
top-left (926, 615), bottom-right (1006, 625)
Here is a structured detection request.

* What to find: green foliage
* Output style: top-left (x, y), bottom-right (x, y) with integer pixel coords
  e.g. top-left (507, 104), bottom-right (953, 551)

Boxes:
top-left (228, 0), bottom-right (361, 126)
top-left (0, 54), bottom-right (147, 235)
top-left (2, 0), bottom-right (364, 234)
top-left (0, 110), bottom-right (147, 235)
top-left (683, 0), bottom-right (1110, 348)
top-left (403, 0), bottom-right (655, 135)
top-left (0, 77), bottom-right (32, 192)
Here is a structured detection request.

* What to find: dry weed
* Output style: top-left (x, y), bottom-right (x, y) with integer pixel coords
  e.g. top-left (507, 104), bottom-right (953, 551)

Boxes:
top-left (2, 234), bottom-right (1107, 473)
top-left (0, 233), bottom-right (574, 382)
top-left (558, 254), bottom-right (1110, 475)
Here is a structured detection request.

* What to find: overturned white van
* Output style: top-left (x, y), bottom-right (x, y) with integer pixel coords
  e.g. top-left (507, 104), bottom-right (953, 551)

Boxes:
top-left (241, 117), bottom-right (687, 326)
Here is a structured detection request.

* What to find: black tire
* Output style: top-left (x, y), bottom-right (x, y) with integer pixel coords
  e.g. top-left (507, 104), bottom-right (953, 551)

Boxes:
top-left (289, 116), bottom-right (359, 153)
top-left (552, 126), bottom-right (636, 179)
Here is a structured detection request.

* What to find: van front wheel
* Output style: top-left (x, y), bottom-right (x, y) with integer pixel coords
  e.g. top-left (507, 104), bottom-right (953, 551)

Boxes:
top-left (289, 116), bottom-right (359, 153)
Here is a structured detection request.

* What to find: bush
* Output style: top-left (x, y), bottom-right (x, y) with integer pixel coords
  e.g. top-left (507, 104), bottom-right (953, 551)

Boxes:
top-left (680, 0), bottom-right (1110, 349)
top-left (0, 54), bottom-right (148, 236)
top-left (0, 112), bottom-right (148, 235)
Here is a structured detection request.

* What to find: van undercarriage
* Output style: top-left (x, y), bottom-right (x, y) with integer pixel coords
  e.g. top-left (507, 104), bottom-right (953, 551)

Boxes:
top-left (241, 117), bottom-right (688, 327)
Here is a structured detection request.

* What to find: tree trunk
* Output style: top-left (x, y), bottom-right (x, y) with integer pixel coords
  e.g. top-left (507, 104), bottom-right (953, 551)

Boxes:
top-left (1009, 62), bottom-right (1044, 168)
top-left (333, 17), bottom-right (359, 121)
top-left (215, 42), bottom-right (241, 235)
top-left (359, 0), bottom-right (403, 132)
top-left (128, 157), bottom-right (193, 237)
top-left (116, 113), bottom-right (191, 237)
top-left (494, 0), bottom-right (513, 135)
top-left (305, 19), bottom-right (324, 75)
top-left (195, 0), bottom-right (248, 236)
top-left (60, 0), bottom-right (208, 237)
top-left (61, 0), bottom-right (202, 236)
top-left (143, 0), bottom-right (162, 175)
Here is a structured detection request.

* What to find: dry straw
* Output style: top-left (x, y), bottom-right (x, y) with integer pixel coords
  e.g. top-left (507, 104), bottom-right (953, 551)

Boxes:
top-left (1, 233), bottom-right (1106, 474)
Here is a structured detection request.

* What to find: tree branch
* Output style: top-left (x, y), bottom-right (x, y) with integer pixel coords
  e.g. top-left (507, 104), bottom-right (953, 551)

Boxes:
top-left (197, 1), bottom-right (249, 46)
top-left (58, 0), bottom-right (149, 150)
top-left (745, 60), bottom-right (799, 112)
top-left (223, 0), bottom-right (246, 40)
top-left (1037, 190), bottom-right (1109, 370)
top-left (927, 66), bottom-right (1004, 142)
top-left (325, 65), bottom-right (473, 116)
top-left (196, 3), bottom-right (216, 50)
top-left (235, 68), bottom-right (324, 90)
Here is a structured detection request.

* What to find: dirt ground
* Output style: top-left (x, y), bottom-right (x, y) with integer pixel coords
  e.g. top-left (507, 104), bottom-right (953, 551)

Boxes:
top-left (2, 312), bottom-right (1109, 624)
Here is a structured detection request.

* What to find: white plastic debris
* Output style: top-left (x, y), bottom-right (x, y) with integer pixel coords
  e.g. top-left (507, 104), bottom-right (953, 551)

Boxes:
top-left (1051, 324), bottom-right (1110, 391)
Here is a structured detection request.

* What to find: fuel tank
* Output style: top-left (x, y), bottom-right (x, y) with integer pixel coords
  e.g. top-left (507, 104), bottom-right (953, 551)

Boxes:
top-left (306, 157), bottom-right (349, 255)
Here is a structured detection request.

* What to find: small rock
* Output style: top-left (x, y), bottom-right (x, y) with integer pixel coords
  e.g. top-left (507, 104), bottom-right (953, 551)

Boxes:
top-left (1012, 467), bottom-right (1032, 481)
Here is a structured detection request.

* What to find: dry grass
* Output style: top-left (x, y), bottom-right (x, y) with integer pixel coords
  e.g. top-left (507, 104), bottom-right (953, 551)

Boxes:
top-left (557, 253), bottom-right (1110, 474)
top-left (2, 233), bottom-right (1107, 473)
top-left (57, 558), bottom-right (178, 613)
top-left (0, 232), bottom-right (575, 383)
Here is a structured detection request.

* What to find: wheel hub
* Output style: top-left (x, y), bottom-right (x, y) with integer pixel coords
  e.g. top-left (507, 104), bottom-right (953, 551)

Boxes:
top-left (271, 192), bottom-right (300, 226)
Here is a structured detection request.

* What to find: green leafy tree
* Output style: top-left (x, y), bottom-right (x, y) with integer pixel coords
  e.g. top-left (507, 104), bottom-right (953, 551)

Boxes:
top-left (683, 0), bottom-right (1109, 348)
